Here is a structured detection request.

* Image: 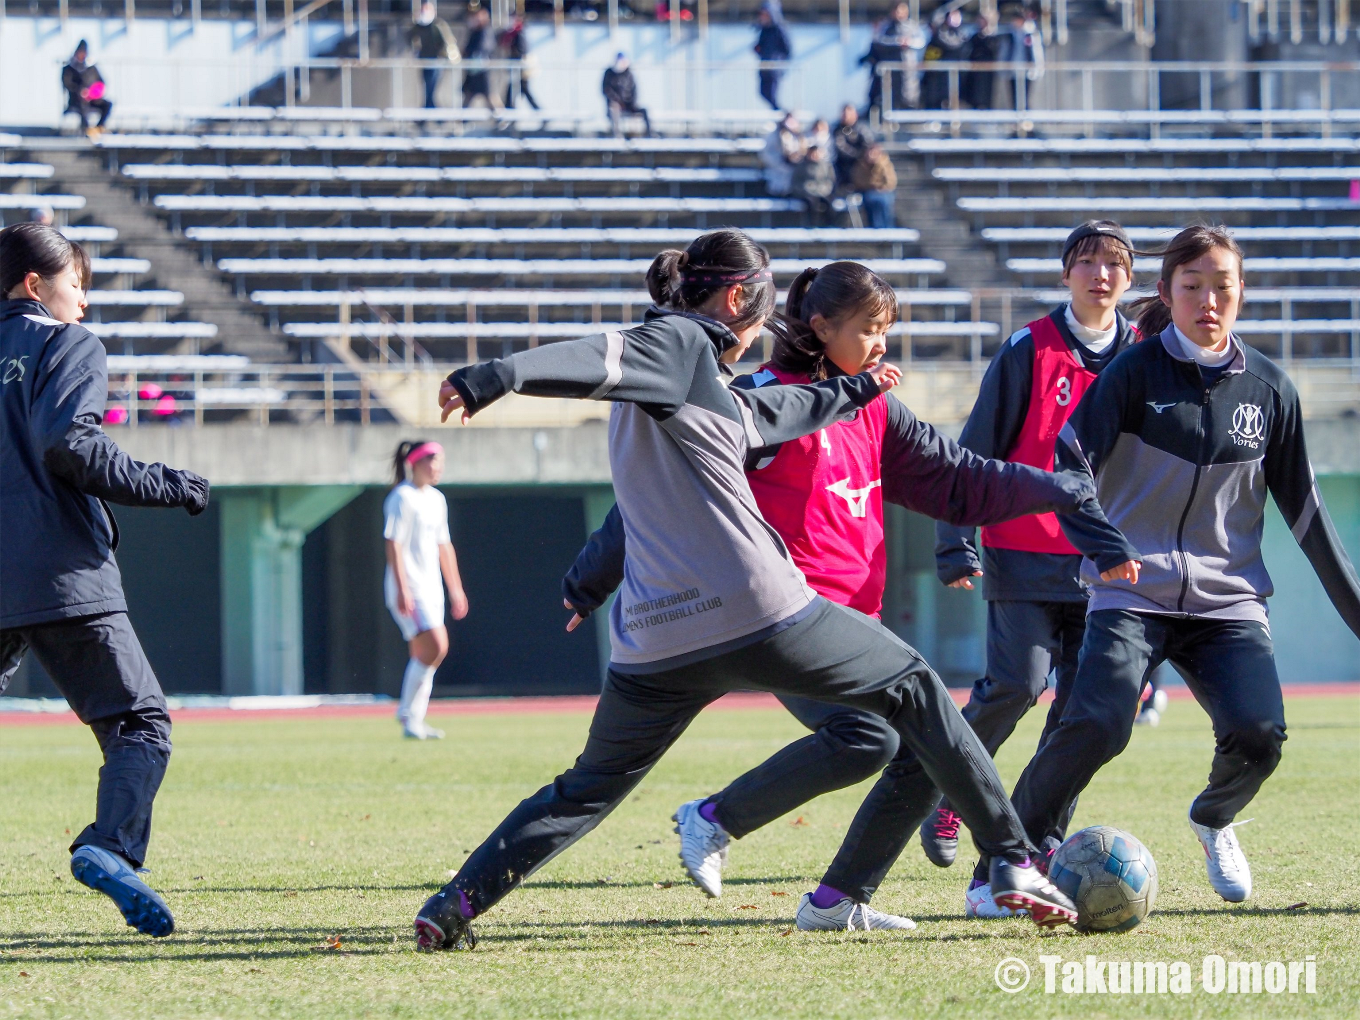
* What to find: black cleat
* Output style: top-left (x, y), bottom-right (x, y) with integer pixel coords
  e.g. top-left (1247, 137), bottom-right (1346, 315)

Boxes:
top-left (919, 807), bottom-right (961, 868)
top-left (414, 888), bottom-right (478, 951)
top-left (989, 856), bottom-right (1078, 929)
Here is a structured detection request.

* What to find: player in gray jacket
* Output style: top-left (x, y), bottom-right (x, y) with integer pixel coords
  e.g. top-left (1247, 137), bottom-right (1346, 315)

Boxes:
top-left (412, 229), bottom-right (1077, 949)
top-left (1, 223), bottom-right (209, 938)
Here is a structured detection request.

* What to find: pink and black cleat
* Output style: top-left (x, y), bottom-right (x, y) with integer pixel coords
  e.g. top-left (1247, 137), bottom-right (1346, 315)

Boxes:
top-left (989, 856), bottom-right (1078, 929)
top-left (414, 888), bottom-right (478, 951)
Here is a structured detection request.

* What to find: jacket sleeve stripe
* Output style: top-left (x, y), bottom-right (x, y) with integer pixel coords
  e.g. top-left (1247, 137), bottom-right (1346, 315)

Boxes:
top-left (1290, 475), bottom-right (1322, 543)
top-left (586, 330), bottom-right (625, 400)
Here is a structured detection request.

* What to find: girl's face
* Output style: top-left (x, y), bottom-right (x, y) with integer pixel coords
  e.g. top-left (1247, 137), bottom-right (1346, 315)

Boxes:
top-left (8, 262), bottom-right (87, 324)
top-left (811, 306), bottom-right (893, 376)
top-left (701, 283), bottom-right (768, 365)
top-left (411, 451), bottom-right (444, 487)
top-left (1062, 244), bottom-right (1131, 330)
top-left (1158, 247), bottom-right (1243, 350)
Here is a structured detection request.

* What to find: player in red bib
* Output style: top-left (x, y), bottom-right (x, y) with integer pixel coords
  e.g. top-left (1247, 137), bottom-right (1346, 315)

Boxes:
top-left (929, 221), bottom-right (1141, 916)
top-left (564, 262), bottom-right (1094, 929)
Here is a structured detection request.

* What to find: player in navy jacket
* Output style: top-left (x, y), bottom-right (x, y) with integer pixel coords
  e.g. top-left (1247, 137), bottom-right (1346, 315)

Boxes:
top-left (1003, 225), bottom-right (1360, 906)
top-left (929, 222), bottom-right (1140, 917)
top-left (1, 224), bottom-right (208, 939)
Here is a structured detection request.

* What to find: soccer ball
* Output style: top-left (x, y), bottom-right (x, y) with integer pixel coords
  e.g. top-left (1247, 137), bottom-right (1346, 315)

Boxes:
top-left (1048, 826), bottom-right (1159, 932)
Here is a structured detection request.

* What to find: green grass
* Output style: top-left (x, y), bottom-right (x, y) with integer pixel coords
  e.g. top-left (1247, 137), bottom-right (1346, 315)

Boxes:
top-left (1, 693), bottom-right (1358, 1019)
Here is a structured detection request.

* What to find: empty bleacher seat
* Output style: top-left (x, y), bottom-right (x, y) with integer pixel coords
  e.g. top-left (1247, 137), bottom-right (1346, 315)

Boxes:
top-left (219, 257), bottom-right (946, 276)
top-left (281, 320), bottom-right (996, 339)
top-left (0, 194), bottom-right (86, 210)
top-left (983, 227), bottom-right (1360, 243)
top-left (936, 167), bottom-right (1360, 183)
top-left (86, 322), bottom-right (219, 339)
top-left (1007, 257), bottom-right (1360, 274)
top-left (156, 195), bottom-right (801, 214)
top-left (0, 163), bottom-right (54, 180)
top-left (86, 290), bottom-right (184, 306)
top-left (124, 164), bottom-right (766, 185)
top-left (97, 133), bottom-right (765, 155)
top-left (905, 137), bottom-right (1360, 155)
top-left (91, 258), bottom-right (153, 274)
top-left (958, 197), bottom-right (1357, 212)
top-left (187, 226), bottom-right (921, 245)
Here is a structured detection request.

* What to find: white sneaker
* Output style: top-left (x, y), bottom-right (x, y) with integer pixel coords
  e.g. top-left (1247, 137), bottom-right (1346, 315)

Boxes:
top-left (1134, 707), bottom-right (1161, 727)
top-left (672, 799), bottom-right (728, 897)
top-left (1151, 688), bottom-right (1169, 714)
top-left (795, 892), bottom-right (916, 931)
top-left (402, 724), bottom-right (444, 740)
top-left (965, 880), bottom-right (1024, 919)
top-left (1188, 812), bottom-right (1252, 902)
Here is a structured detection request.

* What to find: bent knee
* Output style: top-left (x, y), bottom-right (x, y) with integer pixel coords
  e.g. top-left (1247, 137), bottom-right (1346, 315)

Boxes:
top-left (821, 714), bottom-right (900, 776)
top-left (1222, 721), bottom-right (1286, 768)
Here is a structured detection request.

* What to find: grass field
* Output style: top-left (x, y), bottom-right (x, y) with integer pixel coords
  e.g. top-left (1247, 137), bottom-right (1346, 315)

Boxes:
top-left (2, 692), bottom-right (1358, 1019)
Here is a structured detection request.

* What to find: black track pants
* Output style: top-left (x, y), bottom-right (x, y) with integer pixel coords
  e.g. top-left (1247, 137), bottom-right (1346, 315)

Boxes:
top-left (448, 599), bottom-right (1035, 914)
top-left (1009, 609), bottom-right (1286, 849)
top-left (941, 599), bottom-right (1085, 849)
top-left (3, 612), bottom-right (171, 867)
top-left (710, 696), bottom-right (899, 840)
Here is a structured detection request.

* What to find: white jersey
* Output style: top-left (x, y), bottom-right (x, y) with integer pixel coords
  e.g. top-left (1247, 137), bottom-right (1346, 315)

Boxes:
top-left (383, 482), bottom-right (451, 611)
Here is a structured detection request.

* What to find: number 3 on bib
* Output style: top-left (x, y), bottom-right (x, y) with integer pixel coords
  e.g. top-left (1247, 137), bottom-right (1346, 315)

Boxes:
top-left (1055, 376), bottom-right (1072, 406)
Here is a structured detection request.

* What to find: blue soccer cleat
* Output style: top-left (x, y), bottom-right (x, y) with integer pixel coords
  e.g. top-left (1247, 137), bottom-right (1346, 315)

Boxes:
top-left (70, 846), bottom-right (175, 938)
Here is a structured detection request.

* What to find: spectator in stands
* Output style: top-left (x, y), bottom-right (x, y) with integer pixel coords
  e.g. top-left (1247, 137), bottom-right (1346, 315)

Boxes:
top-left (753, 0), bottom-right (793, 111)
top-left (761, 111), bottom-right (804, 197)
top-left (862, 3), bottom-right (926, 119)
top-left (499, 17), bottom-right (539, 112)
top-left (411, 2), bottom-right (459, 110)
top-left (963, 9), bottom-right (1000, 110)
top-left (997, 2), bottom-right (1043, 112)
top-left (794, 144), bottom-right (836, 227)
top-left (852, 143), bottom-right (898, 229)
top-left (602, 54), bottom-right (651, 138)
top-left (833, 104), bottom-right (876, 188)
top-left (461, 6), bottom-right (503, 113)
top-left (921, 7), bottom-right (969, 109)
top-left (805, 118), bottom-right (833, 161)
top-left (62, 40), bottom-right (112, 139)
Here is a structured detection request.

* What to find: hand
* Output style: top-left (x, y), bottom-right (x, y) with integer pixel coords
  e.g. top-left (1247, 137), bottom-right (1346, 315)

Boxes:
top-left (869, 362), bottom-right (902, 393)
top-left (948, 570), bottom-right (983, 590)
top-left (396, 588), bottom-right (414, 618)
top-left (438, 379), bottom-right (470, 424)
top-left (564, 598), bottom-right (585, 633)
top-left (450, 590), bottom-right (470, 621)
top-left (1100, 560), bottom-right (1141, 584)
top-left (181, 470), bottom-right (211, 516)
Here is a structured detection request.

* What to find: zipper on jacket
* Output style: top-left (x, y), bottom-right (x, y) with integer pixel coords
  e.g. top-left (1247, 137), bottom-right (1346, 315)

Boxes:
top-left (1173, 379), bottom-right (1217, 613)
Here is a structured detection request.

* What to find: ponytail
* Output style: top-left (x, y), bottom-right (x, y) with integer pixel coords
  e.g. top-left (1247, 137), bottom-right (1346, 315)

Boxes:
top-left (1129, 223), bottom-right (1244, 340)
top-left (768, 261), bottom-right (897, 381)
top-left (645, 228), bottom-right (777, 335)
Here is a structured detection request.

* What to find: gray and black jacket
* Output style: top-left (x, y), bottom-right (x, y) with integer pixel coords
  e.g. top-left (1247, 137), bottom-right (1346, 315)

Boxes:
top-left (446, 307), bottom-right (881, 672)
top-left (564, 368), bottom-right (1097, 619)
top-left (1055, 325), bottom-right (1360, 635)
top-left (935, 305), bottom-right (1138, 602)
top-left (0, 299), bottom-right (209, 630)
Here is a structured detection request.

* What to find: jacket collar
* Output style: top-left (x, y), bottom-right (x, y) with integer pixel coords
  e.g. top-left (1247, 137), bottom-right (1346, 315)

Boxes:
top-left (643, 305), bottom-right (745, 360)
top-left (1157, 323), bottom-right (1247, 375)
top-left (0, 298), bottom-right (59, 323)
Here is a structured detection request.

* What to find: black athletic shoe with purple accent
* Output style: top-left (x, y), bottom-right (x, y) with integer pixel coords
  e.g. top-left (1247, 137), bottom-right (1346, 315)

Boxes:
top-left (414, 888), bottom-right (478, 951)
top-left (919, 807), bottom-right (962, 868)
top-left (988, 856), bottom-right (1077, 929)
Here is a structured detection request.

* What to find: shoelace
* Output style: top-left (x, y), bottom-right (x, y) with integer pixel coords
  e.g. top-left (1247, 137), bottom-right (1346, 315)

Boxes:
top-left (847, 903), bottom-right (869, 931)
top-left (935, 809), bottom-right (962, 840)
top-left (1210, 819), bottom-right (1252, 871)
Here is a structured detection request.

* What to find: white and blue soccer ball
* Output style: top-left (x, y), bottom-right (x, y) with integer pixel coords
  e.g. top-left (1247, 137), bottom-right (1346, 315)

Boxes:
top-left (1048, 825), bottom-right (1159, 932)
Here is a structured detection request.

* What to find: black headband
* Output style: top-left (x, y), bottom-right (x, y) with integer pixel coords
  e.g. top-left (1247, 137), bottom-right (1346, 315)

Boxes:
top-left (1062, 222), bottom-right (1132, 262)
top-left (682, 266), bottom-right (773, 288)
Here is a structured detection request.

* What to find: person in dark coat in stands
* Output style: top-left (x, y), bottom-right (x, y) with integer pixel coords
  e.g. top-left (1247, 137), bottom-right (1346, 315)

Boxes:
top-left (410, 1), bottom-right (460, 110)
top-left (1, 222), bottom-right (210, 939)
top-left (861, 2), bottom-right (926, 119)
top-left (921, 7), bottom-right (969, 109)
top-left (997, 2), bottom-right (1043, 111)
top-left (499, 17), bottom-right (539, 111)
top-left (753, 0), bottom-right (793, 111)
top-left (461, 5), bottom-right (503, 112)
top-left (794, 144), bottom-right (836, 226)
top-left (62, 40), bottom-right (112, 138)
top-left (963, 9), bottom-right (1000, 110)
top-left (832, 104), bottom-right (876, 189)
top-left (602, 53), bottom-right (651, 137)
top-left (852, 143), bottom-right (898, 229)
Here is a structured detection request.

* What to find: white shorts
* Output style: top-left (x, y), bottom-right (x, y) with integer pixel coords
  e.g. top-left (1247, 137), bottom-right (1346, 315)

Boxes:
top-left (387, 594), bottom-right (445, 643)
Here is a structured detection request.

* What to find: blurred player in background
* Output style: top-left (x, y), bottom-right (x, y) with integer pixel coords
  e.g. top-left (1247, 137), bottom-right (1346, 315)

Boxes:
top-left (384, 440), bottom-right (468, 740)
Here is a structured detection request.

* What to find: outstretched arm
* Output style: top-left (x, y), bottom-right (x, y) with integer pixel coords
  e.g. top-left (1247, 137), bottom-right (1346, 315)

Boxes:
top-left (731, 364), bottom-right (899, 449)
top-left (562, 503), bottom-right (626, 626)
top-left (1265, 384), bottom-right (1360, 639)
top-left (34, 331), bottom-right (209, 514)
top-left (934, 329), bottom-right (1035, 587)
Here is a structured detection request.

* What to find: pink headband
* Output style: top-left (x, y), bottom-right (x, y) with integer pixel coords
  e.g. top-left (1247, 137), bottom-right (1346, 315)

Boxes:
top-left (405, 441), bottom-right (444, 466)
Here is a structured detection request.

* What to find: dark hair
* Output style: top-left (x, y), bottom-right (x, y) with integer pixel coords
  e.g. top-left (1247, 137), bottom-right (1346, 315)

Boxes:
top-left (645, 228), bottom-right (777, 335)
top-left (392, 439), bottom-right (434, 487)
top-left (1061, 220), bottom-right (1134, 279)
top-left (1129, 224), bottom-right (1244, 339)
top-left (769, 262), bottom-right (898, 380)
top-left (0, 222), bottom-right (91, 296)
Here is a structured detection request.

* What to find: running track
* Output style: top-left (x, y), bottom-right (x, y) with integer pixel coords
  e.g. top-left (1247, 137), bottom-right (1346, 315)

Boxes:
top-left (2, 684), bottom-right (1356, 726)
